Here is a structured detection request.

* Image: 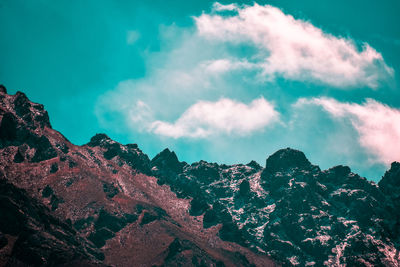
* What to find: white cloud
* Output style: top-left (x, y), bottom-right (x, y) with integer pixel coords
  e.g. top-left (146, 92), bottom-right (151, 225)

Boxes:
top-left (201, 58), bottom-right (255, 74)
top-left (127, 100), bottom-right (153, 125)
top-left (149, 97), bottom-right (279, 138)
top-left (195, 3), bottom-right (393, 88)
top-left (96, 3), bottom-right (397, 179)
top-left (99, 3), bottom-right (394, 134)
top-left (212, 2), bottom-right (238, 12)
top-left (296, 98), bottom-right (400, 165)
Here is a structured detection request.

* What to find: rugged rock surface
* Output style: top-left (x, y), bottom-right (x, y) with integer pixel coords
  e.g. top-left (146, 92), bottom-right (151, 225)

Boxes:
top-left (150, 147), bottom-right (400, 266)
top-left (0, 179), bottom-right (104, 266)
top-left (0, 86), bottom-right (275, 266)
top-left (1, 85), bottom-right (399, 266)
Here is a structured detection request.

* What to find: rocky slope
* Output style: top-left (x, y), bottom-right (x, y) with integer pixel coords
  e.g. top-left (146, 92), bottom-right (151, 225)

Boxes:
top-left (1, 85), bottom-right (399, 266)
top-left (151, 147), bottom-right (400, 266)
top-left (0, 85), bottom-right (275, 266)
top-left (0, 179), bottom-right (105, 266)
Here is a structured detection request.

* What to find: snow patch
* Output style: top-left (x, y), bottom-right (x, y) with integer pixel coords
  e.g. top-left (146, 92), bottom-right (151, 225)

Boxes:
top-left (289, 256), bottom-right (300, 265)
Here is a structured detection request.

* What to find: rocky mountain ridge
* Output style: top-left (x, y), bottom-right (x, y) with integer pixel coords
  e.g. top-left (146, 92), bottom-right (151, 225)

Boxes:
top-left (151, 147), bottom-right (400, 266)
top-left (0, 85), bottom-right (399, 266)
top-left (0, 85), bottom-right (275, 266)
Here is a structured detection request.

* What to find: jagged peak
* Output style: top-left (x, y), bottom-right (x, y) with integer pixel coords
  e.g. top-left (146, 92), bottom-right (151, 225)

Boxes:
top-left (152, 148), bottom-right (177, 161)
top-left (15, 91), bottom-right (29, 101)
top-left (151, 148), bottom-right (182, 172)
top-left (160, 148), bottom-right (174, 156)
top-left (265, 147), bottom-right (312, 173)
top-left (327, 165), bottom-right (351, 176)
top-left (87, 133), bottom-right (114, 147)
top-left (317, 165), bottom-right (354, 184)
top-left (389, 161), bottom-right (400, 172)
top-left (246, 160), bottom-right (262, 170)
top-left (191, 160), bottom-right (219, 168)
top-left (0, 87), bottom-right (51, 129)
top-left (379, 161), bottom-right (400, 189)
top-left (126, 143), bottom-right (138, 149)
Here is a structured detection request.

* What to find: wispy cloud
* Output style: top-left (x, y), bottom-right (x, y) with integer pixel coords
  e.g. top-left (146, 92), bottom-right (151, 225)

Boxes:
top-left (127, 30), bottom-right (140, 45)
top-left (195, 3), bottom-right (393, 88)
top-left (296, 98), bottom-right (400, 165)
top-left (149, 97), bottom-right (279, 138)
top-left (212, 2), bottom-right (238, 12)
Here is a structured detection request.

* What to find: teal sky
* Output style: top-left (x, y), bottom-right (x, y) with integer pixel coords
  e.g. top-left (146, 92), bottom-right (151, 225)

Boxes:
top-left (1, 0), bottom-right (399, 181)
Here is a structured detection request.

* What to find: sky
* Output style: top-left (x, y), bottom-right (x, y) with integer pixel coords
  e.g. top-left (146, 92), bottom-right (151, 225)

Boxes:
top-left (1, 0), bottom-right (399, 181)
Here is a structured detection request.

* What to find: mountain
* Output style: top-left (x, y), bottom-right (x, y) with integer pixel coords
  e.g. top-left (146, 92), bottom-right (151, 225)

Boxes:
top-left (0, 85), bottom-right (399, 266)
top-left (0, 85), bottom-right (275, 266)
top-left (152, 148), bottom-right (400, 266)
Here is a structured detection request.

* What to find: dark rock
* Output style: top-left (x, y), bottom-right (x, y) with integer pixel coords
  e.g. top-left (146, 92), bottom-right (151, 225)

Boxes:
top-left (0, 112), bottom-right (18, 142)
top-left (189, 198), bottom-right (209, 216)
top-left (140, 212), bottom-right (158, 225)
top-left (165, 238), bottom-right (182, 261)
top-left (119, 147), bottom-right (151, 175)
top-left (151, 148), bottom-right (183, 173)
top-left (328, 165), bottom-right (351, 178)
top-left (379, 162), bottom-right (400, 190)
top-left (42, 185), bottom-right (53, 198)
top-left (87, 209), bottom-right (139, 248)
top-left (32, 103), bottom-right (44, 111)
top-left (87, 133), bottom-right (112, 147)
top-left (189, 161), bottom-right (220, 183)
top-left (14, 91), bottom-right (31, 118)
top-left (0, 180), bottom-right (103, 266)
top-left (379, 162), bottom-right (400, 243)
top-left (239, 180), bottom-right (250, 196)
top-left (88, 228), bottom-right (115, 248)
top-left (219, 221), bottom-right (245, 245)
top-left (246, 160), bottom-right (262, 170)
top-left (123, 213), bottom-right (138, 224)
top-left (265, 148), bottom-right (312, 173)
top-left (69, 160), bottom-right (78, 168)
top-left (74, 216), bottom-right (95, 231)
top-left (87, 134), bottom-right (151, 174)
top-left (35, 110), bottom-right (51, 128)
top-left (13, 149), bottom-right (25, 163)
top-left (103, 143), bottom-right (121, 160)
top-left (50, 194), bottom-right (64, 210)
top-left (65, 179), bottom-right (74, 187)
top-left (95, 209), bottom-right (127, 233)
top-left (0, 232), bottom-right (7, 249)
top-left (50, 162), bottom-right (58, 173)
top-left (0, 84), bottom-right (6, 94)
top-left (126, 143), bottom-right (138, 149)
top-left (0, 196), bottom-right (26, 235)
top-left (56, 143), bottom-right (69, 154)
top-left (102, 182), bottom-right (119, 199)
top-left (203, 209), bottom-right (218, 228)
top-left (31, 135), bottom-right (58, 162)
top-left (0, 111), bottom-right (56, 158)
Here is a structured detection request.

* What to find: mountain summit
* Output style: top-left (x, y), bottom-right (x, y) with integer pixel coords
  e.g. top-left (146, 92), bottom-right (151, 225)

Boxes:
top-left (1, 86), bottom-right (399, 266)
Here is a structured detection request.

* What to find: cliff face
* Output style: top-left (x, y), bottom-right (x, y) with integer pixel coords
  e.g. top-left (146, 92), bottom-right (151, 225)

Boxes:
top-left (0, 86), bottom-right (399, 266)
